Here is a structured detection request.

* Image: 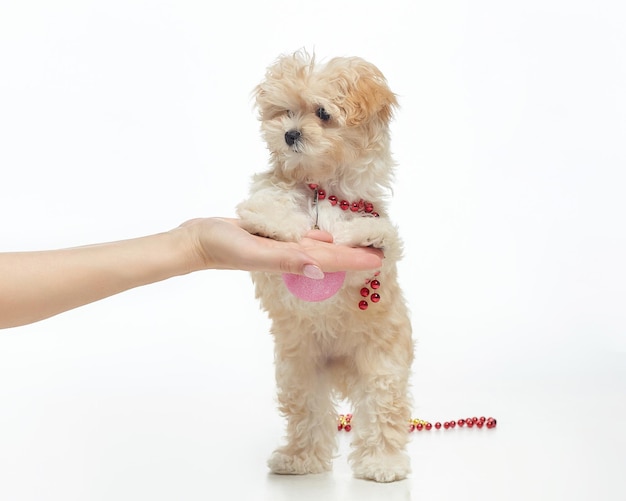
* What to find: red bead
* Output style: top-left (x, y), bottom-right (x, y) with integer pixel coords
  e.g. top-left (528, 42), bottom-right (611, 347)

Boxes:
top-left (443, 422), bottom-right (450, 429)
top-left (350, 202), bottom-right (359, 212)
top-left (318, 189), bottom-right (326, 200)
top-left (339, 200), bottom-right (349, 210)
top-left (338, 424), bottom-right (343, 430)
top-left (472, 417), bottom-right (478, 424)
top-left (371, 293), bottom-right (380, 303)
top-left (479, 416), bottom-right (486, 423)
top-left (328, 195), bottom-right (338, 205)
top-left (370, 279), bottom-right (380, 289)
top-left (372, 212), bottom-right (379, 217)
top-left (476, 420), bottom-right (484, 428)
top-left (449, 420), bottom-right (456, 428)
top-left (425, 423), bottom-right (432, 430)
top-left (416, 423), bottom-right (423, 431)
top-left (457, 419), bottom-right (465, 427)
top-left (358, 200), bottom-right (365, 211)
top-left (344, 424), bottom-right (352, 432)
top-left (364, 202), bottom-right (374, 213)
top-left (409, 424), bottom-right (415, 432)
top-left (360, 287), bottom-right (370, 297)
top-left (466, 419), bottom-right (474, 428)
top-left (434, 422), bottom-right (442, 429)
top-left (486, 418), bottom-right (497, 429)
top-left (358, 300), bottom-right (368, 310)
top-left (308, 183), bottom-right (318, 190)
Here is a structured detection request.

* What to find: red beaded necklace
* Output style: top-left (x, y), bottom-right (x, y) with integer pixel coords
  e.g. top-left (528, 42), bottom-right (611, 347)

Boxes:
top-left (337, 413), bottom-right (497, 433)
top-left (307, 183), bottom-right (382, 310)
top-left (306, 184), bottom-right (498, 435)
top-left (305, 184), bottom-right (497, 433)
top-left (307, 183), bottom-right (380, 221)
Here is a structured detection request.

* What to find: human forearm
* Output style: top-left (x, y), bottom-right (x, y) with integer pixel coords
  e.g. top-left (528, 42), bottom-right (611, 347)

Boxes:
top-left (0, 229), bottom-right (194, 329)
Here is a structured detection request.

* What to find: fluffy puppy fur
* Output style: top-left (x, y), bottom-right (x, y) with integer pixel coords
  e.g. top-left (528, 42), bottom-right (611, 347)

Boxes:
top-left (237, 50), bottom-right (413, 483)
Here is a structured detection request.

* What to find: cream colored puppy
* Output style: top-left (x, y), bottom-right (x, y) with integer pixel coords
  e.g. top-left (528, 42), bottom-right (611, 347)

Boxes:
top-left (237, 50), bottom-right (413, 483)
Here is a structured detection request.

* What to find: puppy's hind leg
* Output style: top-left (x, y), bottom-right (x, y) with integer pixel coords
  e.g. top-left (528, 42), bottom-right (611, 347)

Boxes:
top-left (348, 344), bottom-right (412, 482)
top-left (268, 357), bottom-right (337, 475)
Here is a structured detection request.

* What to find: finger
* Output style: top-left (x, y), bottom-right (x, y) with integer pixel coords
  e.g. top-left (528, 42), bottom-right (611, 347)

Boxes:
top-left (303, 229), bottom-right (334, 243)
top-left (336, 247), bottom-right (383, 270)
top-left (307, 246), bottom-right (384, 273)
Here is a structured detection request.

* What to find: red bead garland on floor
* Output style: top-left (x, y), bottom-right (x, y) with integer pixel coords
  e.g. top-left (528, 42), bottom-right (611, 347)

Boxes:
top-left (337, 414), bottom-right (497, 432)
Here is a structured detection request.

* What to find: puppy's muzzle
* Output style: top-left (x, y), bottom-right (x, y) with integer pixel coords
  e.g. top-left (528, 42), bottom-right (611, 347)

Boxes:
top-left (284, 130), bottom-right (301, 147)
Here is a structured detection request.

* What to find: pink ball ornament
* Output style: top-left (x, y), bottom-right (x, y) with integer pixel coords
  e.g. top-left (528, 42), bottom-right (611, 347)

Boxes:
top-left (282, 271), bottom-right (346, 302)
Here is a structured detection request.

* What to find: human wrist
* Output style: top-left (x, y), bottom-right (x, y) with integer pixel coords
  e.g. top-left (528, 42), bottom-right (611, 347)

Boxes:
top-left (168, 221), bottom-right (212, 274)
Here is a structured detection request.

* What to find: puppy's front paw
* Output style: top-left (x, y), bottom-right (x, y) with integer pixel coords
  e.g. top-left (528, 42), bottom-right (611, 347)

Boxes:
top-left (359, 232), bottom-right (389, 250)
top-left (351, 451), bottom-right (410, 483)
top-left (237, 188), bottom-right (312, 242)
top-left (333, 218), bottom-right (401, 258)
top-left (237, 208), bottom-right (309, 242)
top-left (268, 449), bottom-right (332, 475)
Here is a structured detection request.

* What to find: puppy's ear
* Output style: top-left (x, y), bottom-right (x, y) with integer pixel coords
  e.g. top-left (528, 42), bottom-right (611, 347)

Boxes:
top-left (326, 58), bottom-right (398, 126)
top-left (253, 50), bottom-right (315, 117)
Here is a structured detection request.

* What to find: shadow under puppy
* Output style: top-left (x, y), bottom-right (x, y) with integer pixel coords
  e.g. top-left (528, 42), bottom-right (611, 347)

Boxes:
top-left (237, 50), bottom-right (414, 483)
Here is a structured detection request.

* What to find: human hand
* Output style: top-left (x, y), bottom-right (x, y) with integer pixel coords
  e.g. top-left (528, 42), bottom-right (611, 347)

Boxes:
top-left (178, 218), bottom-right (383, 278)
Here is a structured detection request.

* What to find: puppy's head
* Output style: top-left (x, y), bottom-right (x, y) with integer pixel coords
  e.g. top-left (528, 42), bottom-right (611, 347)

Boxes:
top-left (254, 50), bottom-right (397, 184)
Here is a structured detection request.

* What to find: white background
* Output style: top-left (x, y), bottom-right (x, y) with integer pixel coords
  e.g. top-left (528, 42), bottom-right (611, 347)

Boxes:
top-left (1, 1), bottom-right (625, 500)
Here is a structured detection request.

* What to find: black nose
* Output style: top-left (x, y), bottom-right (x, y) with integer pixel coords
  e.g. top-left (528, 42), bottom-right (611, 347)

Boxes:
top-left (284, 130), bottom-right (301, 146)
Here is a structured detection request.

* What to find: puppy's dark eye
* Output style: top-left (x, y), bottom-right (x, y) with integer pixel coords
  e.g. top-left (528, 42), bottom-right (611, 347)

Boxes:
top-left (316, 107), bottom-right (331, 121)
